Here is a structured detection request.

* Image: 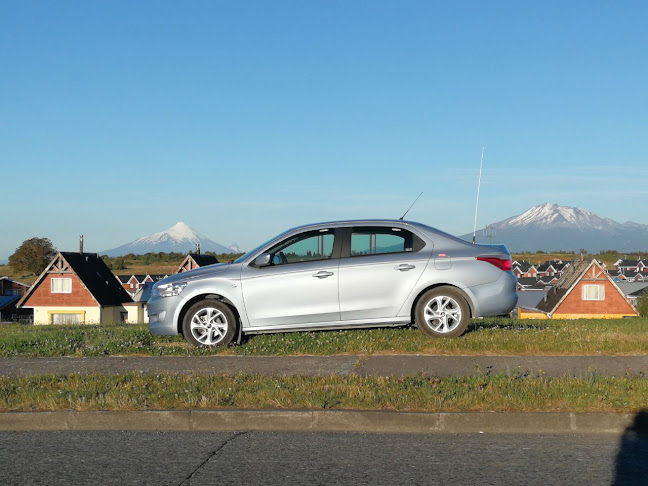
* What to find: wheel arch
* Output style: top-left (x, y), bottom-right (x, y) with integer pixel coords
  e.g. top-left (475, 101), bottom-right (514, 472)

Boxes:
top-left (177, 293), bottom-right (241, 335)
top-left (410, 284), bottom-right (475, 324)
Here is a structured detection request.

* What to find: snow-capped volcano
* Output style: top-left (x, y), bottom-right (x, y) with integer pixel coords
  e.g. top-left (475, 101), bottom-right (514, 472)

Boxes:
top-left (100, 222), bottom-right (236, 256)
top-left (494, 203), bottom-right (622, 231)
top-left (464, 204), bottom-right (648, 252)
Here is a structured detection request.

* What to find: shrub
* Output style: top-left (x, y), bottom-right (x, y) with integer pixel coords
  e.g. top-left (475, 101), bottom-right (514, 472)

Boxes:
top-left (636, 293), bottom-right (648, 317)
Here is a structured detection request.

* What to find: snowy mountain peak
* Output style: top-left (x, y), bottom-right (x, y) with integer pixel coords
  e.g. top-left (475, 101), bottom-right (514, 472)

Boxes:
top-left (463, 203), bottom-right (648, 252)
top-left (101, 222), bottom-right (234, 256)
top-left (132, 222), bottom-right (202, 245)
top-left (496, 203), bottom-right (618, 231)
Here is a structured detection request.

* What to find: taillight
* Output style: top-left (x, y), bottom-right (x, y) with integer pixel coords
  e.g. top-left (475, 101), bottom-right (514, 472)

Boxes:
top-left (476, 256), bottom-right (511, 272)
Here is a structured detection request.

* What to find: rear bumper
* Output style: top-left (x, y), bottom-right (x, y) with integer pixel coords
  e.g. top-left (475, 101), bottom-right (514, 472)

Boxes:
top-left (471, 272), bottom-right (518, 317)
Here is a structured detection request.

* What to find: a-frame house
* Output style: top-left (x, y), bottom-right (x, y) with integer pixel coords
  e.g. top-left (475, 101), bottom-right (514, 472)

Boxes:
top-left (18, 252), bottom-right (141, 325)
top-left (176, 253), bottom-right (219, 274)
top-left (519, 259), bottom-right (639, 319)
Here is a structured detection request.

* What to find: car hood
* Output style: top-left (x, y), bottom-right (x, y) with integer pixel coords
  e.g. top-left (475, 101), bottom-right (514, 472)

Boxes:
top-left (156, 263), bottom-right (238, 285)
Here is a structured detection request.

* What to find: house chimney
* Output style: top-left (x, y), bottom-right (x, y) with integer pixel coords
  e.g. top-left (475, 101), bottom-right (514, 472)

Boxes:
top-left (196, 243), bottom-right (201, 255)
top-left (79, 235), bottom-right (84, 254)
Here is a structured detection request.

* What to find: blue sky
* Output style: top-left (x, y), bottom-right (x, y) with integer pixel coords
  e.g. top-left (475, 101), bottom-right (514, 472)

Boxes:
top-left (2, 1), bottom-right (647, 260)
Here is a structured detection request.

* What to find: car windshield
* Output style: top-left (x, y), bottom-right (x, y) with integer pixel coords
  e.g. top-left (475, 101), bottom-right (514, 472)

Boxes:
top-left (230, 229), bottom-right (292, 264)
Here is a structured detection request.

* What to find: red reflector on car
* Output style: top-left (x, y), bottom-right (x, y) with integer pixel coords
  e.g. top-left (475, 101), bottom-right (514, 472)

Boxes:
top-left (475, 257), bottom-right (511, 271)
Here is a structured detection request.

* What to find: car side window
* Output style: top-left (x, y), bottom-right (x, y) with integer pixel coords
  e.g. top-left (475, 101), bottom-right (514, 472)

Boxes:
top-left (267, 230), bottom-right (335, 265)
top-left (349, 227), bottom-right (422, 257)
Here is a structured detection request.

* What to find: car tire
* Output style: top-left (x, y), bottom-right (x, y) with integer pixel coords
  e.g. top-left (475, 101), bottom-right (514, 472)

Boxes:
top-left (182, 299), bottom-right (238, 347)
top-left (415, 287), bottom-right (470, 338)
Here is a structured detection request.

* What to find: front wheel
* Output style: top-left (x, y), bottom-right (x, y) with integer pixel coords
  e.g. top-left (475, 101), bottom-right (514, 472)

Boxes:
top-left (182, 299), bottom-right (238, 347)
top-left (415, 287), bottom-right (470, 338)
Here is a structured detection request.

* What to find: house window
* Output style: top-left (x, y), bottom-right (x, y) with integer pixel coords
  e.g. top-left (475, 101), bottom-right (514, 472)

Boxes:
top-left (582, 284), bottom-right (604, 301)
top-left (51, 278), bottom-right (72, 293)
top-left (50, 313), bottom-right (83, 325)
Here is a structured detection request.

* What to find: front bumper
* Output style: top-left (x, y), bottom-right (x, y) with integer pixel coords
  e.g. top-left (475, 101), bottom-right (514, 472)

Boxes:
top-left (147, 295), bottom-right (181, 336)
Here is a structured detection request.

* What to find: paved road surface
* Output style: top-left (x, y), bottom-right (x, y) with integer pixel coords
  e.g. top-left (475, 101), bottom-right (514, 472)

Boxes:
top-left (1, 431), bottom-right (647, 485)
top-left (3, 355), bottom-right (648, 378)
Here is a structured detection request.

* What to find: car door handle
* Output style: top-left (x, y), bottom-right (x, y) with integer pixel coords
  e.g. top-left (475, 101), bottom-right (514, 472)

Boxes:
top-left (313, 271), bottom-right (334, 278)
top-left (395, 264), bottom-right (416, 271)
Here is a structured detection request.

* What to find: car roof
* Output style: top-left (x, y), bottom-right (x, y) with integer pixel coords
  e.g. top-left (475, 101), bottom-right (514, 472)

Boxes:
top-left (284, 219), bottom-right (428, 232)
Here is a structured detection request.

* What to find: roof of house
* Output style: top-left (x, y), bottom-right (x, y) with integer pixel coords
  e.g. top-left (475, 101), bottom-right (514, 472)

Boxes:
top-left (630, 287), bottom-right (648, 298)
top-left (60, 252), bottom-right (133, 306)
top-left (513, 261), bottom-right (534, 272)
top-left (552, 262), bottom-right (570, 272)
top-left (535, 260), bottom-right (591, 313)
top-left (616, 282), bottom-right (648, 297)
top-left (516, 277), bottom-right (538, 287)
top-left (115, 275), bottom-right (131, 284)
top-left (187, 253), bottom-right (219, 266)
top-left (0, 295), bottom-right (20, 311)
top-left (20, 252), bottom-right (132, 308)
top-left (516, 289), bottom-right (547, 310)
top-left (132, 282), bottom-right (154, 302)
top-left (535, 262), bottom-right (556, 273)
top-left (617, 259), bottom-right (647, 268)
top-left (0, 276), bottom-right (30, 288)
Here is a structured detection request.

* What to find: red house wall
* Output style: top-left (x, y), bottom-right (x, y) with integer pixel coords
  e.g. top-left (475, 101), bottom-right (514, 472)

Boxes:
top-left (555, 279), bottom-right (636, 315)
top-left (24, 274), bottom-right (96, 307)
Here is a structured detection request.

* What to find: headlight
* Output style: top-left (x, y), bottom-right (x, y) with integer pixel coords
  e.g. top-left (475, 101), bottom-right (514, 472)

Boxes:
top-left (156, 282), bottom-right (187, 298)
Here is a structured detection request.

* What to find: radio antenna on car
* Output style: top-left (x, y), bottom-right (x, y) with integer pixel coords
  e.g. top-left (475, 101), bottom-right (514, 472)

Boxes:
top-left (399, 191), bottom-right (423, 220)
top-left (471, 147), bottom-right (485, 244)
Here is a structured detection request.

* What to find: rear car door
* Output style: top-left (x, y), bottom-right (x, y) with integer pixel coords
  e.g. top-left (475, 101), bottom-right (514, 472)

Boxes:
top-left (337, 226), bottom-right (431, 320)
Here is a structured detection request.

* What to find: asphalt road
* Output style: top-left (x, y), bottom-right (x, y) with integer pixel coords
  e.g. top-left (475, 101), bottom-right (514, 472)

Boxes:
top-left (2, 431), bottom-right (647, 485)
top-left (3, 354), bottom-right (648, 378)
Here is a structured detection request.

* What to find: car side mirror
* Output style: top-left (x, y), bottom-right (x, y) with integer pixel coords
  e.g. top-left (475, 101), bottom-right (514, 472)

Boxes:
top-left (254, 253), bottom-right (272, 267)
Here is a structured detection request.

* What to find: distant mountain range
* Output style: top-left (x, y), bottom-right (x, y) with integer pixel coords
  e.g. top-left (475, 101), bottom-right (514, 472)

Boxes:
top-left (464, 203), bottom-right (648, 253)
top-left (100, 222), bottom-right (238, 257)
top-left (98, 206), bottom-right (646, 257)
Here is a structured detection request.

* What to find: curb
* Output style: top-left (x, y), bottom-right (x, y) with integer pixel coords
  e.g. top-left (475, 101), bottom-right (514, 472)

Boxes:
top-left (0, 410), bottom-right (644, 435)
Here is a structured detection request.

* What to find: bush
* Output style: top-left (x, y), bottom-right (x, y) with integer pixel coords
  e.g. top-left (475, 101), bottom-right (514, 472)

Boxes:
top-left (636, 293), bottom-right (648, 317)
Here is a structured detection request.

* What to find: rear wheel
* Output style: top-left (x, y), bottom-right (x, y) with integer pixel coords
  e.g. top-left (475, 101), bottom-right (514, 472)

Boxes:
top-left (415, 287), bottom-right (470, 338)
top-left (182, 299), bottom-right (238, 347)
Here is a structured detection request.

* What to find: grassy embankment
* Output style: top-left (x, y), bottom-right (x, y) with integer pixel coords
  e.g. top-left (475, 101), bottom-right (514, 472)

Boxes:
top-left (2, 372), bottom-right (648, 413)
top-left (2, 319), bottom-right (648, 413)
top-left (1, 318), bottom-right (648, 357)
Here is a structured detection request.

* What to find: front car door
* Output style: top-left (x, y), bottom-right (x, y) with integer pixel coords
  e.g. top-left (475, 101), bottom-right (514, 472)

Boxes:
top-left (240, 228), bottom-right (341, 329)
top-left (337, 225), bottom-right (431, 321)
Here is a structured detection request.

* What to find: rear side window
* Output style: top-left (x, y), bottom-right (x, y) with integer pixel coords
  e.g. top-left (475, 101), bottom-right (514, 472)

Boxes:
top-left (348, 227), bottom-right (424, 257)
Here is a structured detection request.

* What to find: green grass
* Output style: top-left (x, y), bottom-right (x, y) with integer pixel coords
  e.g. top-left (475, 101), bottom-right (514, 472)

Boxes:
top-left (1, 318), bottom-right (648, 357)
top-left (2, 371), bottom-right (647, 413)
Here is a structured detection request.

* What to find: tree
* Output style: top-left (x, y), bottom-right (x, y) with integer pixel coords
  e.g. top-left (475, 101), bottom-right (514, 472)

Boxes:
top-left (8, 237), bottom-right (57, 275)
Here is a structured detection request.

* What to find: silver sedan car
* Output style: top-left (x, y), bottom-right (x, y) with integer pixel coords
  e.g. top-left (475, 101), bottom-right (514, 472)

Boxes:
top-left (148, 220), bottom-right (518, 346)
